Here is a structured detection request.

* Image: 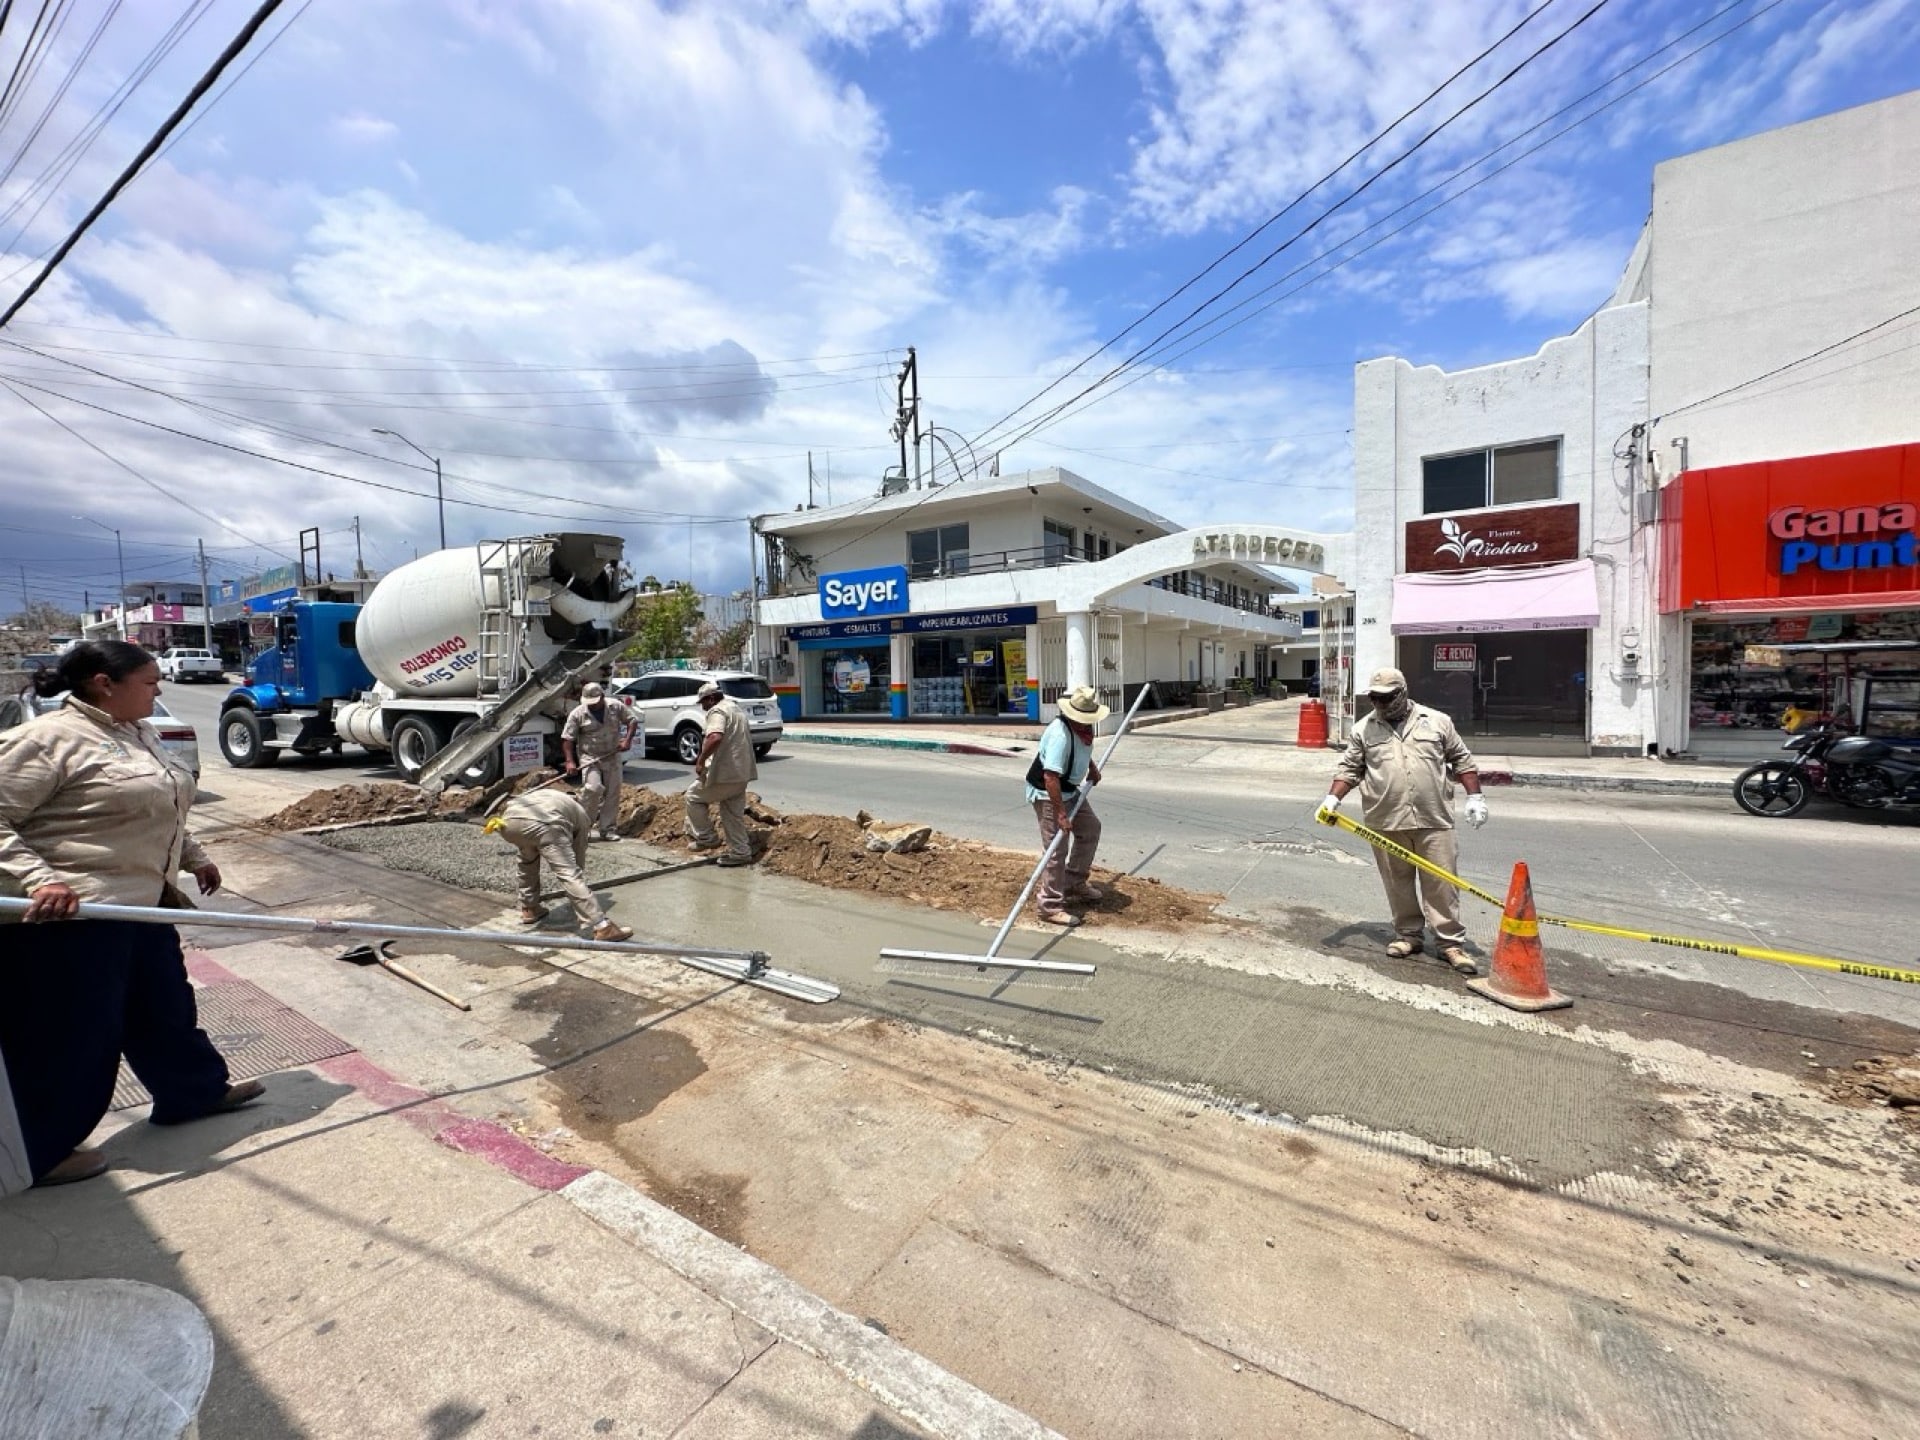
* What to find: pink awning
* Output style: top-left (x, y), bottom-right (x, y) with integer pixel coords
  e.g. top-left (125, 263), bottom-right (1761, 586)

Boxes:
top-left (1391, 559), bottom-right (1600, 635)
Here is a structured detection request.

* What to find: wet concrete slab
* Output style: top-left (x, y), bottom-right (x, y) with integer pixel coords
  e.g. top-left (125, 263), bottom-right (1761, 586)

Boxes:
top-left (312, 824), bottom-right (1659, 1187)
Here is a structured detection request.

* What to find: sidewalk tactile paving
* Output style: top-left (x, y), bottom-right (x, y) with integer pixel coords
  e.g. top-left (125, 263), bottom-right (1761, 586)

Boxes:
top-left (111, 978), bottom-right (356, 1110)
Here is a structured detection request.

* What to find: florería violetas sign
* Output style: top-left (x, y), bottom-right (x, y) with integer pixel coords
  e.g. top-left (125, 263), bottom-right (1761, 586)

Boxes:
top-left (1404, 502), bottom-right (1580, 574)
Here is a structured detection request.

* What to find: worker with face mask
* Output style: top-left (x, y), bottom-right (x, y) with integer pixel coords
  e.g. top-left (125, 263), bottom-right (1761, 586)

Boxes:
top-left (1317, 667), bottom-right (1487, 976)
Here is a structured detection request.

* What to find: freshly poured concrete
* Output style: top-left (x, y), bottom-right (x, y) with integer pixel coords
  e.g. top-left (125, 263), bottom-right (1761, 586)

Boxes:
top-left (313, 821), bottom-right (1656, 1186)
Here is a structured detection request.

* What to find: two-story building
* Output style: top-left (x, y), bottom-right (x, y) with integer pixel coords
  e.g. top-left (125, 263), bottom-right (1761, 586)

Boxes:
top-left (753, 466), bottom-right (1348, 724)
top-left (1351, 88), bottom-right (1920, 759)
top-left (82, 581), bottom-right (212, 653)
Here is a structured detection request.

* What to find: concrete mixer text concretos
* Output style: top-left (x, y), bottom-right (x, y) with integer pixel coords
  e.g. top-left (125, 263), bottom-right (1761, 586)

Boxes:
top-left (216, 535), bottom-right (634, 787)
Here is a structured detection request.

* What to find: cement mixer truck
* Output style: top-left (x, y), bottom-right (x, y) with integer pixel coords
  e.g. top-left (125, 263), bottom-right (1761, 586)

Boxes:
top-left (217, 534), bottom-right (634, 792)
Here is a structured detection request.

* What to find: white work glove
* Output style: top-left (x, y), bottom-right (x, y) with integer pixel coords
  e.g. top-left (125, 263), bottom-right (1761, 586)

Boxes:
top-left (1464, 795), bottom-right (1488, 829)
top-left (1315, 792), bottom-right (1343, 824)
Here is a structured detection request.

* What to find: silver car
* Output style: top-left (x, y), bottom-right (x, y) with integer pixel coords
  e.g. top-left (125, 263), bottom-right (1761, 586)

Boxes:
top-left (0, 692), bottom-right (202, 780)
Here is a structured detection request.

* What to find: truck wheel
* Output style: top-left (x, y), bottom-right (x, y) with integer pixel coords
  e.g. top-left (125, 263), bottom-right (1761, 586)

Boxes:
top-left (219, 709), bottom-right (277, 768)
top-left (448, 718), bottom-right (504, 788)
top-left (675, 724), bottom-right (704, 765)
top-left (753, 743), bottom-right (773, 760)
top-left (390, 715), bottom-right (445, 783)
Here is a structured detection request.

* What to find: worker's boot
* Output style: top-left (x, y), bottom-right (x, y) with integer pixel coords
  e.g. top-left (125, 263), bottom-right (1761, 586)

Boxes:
top-left (520, 905), bottom-right (550, 927)
top-left (591, 919), bottom-right (633, 943)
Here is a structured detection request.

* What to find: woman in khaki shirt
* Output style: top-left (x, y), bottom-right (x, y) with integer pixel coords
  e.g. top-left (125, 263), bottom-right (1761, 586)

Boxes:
top-left (0, 641), bottom-right (262, 1187)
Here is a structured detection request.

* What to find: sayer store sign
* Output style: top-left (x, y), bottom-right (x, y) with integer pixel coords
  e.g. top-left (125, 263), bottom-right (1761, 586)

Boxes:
top-left (819, 565), bottom-right (910, 620)
top-left (1404, 502), bottom-right (1580, 574)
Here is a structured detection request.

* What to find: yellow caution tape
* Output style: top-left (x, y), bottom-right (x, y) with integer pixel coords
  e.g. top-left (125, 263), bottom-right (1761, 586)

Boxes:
top-left (1317, 811), bottom-right (1920, 987)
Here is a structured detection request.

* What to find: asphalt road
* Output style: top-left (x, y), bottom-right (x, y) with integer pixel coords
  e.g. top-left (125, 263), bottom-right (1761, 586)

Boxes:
top-left (161, 682), bottom-right (1920, 1024)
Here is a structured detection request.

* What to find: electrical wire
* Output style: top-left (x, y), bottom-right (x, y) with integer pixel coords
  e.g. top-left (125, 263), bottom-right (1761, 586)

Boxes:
top-left (0, 0), bottom-right (112, 194)
top-left (146, 0), bottom-right (309, 168)
top-left (965, 0), bottom-right (1621, 464)
top-left (1, 375), bottom-right (297, 556)
top-left (991, 0), bottom-right (1785, 455)
top-left (1658, 302), bottom-right (1920, 420)
top-left (959, 0), bottom-right (1571, 457)
top-left (0, 0), bottom-right (287, 326)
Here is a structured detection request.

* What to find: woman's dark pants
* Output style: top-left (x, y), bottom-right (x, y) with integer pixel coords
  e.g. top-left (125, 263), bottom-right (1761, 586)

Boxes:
top-left (0, 920), bottom-right (231, 1181)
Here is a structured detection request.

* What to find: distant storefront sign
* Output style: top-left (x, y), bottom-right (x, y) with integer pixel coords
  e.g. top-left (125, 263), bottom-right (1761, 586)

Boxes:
top-left (818, 565), bottom-right (910, 619)
top-left (790, 606), bottom-right (1039, 647)
top-left (1432, 642), bottom-right (1477, 671)
top-left (503, 733), bottom-right (544, 777)
top-left (1405, 502), bottom-right (1581, 574)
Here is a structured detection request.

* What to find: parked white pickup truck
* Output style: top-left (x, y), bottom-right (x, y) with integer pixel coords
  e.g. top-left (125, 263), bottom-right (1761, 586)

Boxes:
top-left (157, 647), bottom-right (224, 683)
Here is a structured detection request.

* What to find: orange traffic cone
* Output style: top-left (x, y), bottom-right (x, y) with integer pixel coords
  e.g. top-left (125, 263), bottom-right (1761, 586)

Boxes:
top-left (1466, 861), bottom-right (1571, 1013)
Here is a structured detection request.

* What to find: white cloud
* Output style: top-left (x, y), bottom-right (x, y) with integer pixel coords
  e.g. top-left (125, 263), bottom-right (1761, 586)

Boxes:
top-left (330, 111), bottom-right (399, 145)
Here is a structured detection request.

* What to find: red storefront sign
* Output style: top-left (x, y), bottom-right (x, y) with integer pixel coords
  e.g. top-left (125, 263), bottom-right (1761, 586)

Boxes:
top-left (1659, 441), bottom-right (1920, 614)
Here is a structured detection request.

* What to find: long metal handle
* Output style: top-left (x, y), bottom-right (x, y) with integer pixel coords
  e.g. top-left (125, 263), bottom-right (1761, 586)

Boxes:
top-left (986, 682), bottom-right (1155, 959)
top-left (0, 897), bottom-right (770, 967)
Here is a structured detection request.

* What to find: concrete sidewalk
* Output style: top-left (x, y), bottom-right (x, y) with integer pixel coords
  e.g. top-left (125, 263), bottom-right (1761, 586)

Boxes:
top-left (783, 699), bottom-right (1750, 795)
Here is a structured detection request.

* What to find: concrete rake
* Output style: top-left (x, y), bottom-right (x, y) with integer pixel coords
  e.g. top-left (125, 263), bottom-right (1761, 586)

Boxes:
top-left (876, 682), bottom-right (1155, 985)
top-left (0, 897), bottom-right (840, 1006)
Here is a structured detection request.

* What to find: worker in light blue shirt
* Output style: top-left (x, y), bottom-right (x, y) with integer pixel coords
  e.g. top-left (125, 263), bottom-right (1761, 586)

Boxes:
top-left (1024, 685), bottom-right (1108, 926)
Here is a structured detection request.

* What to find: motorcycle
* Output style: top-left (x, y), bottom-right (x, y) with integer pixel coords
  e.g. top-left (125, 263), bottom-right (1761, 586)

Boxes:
top-left (1734, 722), bottom-right (1920, 818)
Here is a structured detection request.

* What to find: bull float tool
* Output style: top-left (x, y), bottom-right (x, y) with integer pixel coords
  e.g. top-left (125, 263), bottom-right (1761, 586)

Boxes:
top-left (0, 898), bottom-right (840, 1005)
top-left (878, 682), bottom-right (1155, 983)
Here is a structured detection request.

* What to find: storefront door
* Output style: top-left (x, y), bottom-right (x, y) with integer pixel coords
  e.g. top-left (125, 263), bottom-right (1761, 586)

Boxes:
top-left (1397, 630), bottom-right (1588, 744)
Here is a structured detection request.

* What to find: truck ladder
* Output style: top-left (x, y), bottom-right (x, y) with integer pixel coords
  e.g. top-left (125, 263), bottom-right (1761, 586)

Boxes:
top-left (414, 634), bottom-right (631, 796)
top-left (474, 539), bottom-right (537, 699)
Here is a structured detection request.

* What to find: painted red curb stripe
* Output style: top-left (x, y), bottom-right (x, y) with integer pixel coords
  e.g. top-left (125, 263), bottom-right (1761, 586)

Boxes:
top-left (183, 950), bottom-right (589, 1193)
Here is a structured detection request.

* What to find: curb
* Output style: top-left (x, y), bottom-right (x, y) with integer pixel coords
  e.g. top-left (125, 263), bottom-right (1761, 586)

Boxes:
top-left (782, 732), bottom-right (1025, 758)
top-left (183, 950), bottom-right (1057, 1440)
top-left (565, 1171), bottom-right (1066, 1440)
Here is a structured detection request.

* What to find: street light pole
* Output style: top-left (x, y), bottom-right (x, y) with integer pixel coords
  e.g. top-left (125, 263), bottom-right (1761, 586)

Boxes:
top-left (371, 428), bottom-right (446, 551)
top-left (75, 514), bottom-right (127, 639)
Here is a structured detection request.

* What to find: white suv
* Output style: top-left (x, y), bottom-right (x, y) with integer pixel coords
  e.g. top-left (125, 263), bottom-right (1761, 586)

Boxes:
top-left (615, 670), bottom-right (783, 764)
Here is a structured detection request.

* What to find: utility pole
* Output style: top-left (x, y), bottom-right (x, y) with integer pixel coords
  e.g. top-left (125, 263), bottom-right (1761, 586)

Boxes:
top-left (75, 514), bottom-right (127, 639)
top-left (197, 538), bottom-right (213, 650)
top-left (372, 428), bottom-right (446, 550)
top-left (889, 348), bottom-right (921, 488)
top-left (806, 451), bottom-right (814, 509)
top-left (353, 515), bottom-right (366, 577)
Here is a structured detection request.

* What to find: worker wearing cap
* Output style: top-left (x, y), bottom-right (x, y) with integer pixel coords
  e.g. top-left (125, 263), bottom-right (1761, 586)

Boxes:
top-left (1318, 667), bottom-right (1487, 975)
top-left (686, 681), bottom-right (756, 867)
top-left (485, 786), bottom-right (632, 942)
top-left (1026, 684), bottom-right (1109, 927)
top-left (562, 682), bottom-right (640, 842)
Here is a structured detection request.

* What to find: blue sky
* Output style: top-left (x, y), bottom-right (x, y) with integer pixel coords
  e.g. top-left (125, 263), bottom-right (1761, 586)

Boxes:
top-left (1, 0), bottom-right (1915, 613)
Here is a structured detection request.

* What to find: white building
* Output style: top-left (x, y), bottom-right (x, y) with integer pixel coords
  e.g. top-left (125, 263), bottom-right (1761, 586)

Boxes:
top-left (753, 467), bottom-right (1346, 724)
top-left (1350, 88), bottom-right (1920, 758)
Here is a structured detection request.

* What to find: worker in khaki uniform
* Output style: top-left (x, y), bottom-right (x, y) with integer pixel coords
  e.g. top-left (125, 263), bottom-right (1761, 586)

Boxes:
top-left (686, 681), bottom-right (756, 867)
top-left (1319, 667), bottom-right (1487, 975)
top-left (561, 682), bottom-right (639, 842)
top-left (486, 784), bottom-right (632, 942)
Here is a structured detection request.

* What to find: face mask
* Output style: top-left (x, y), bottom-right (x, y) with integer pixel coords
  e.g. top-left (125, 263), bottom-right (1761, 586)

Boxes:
top-left (1370, 689), bottom-right (1411, 722)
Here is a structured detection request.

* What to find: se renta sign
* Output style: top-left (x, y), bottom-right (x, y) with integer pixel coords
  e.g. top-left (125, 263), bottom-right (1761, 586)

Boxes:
top-left (819, 565), bottom-right (910, 619)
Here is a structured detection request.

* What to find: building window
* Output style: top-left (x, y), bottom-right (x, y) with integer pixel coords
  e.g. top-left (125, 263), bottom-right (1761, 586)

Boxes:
top-left (1042, 518), bottom-right (1077, 562)
top-left (907, 523), bottom-right (970, 578)
top-left (1098, 536), bottom-right (1112, 560)
top-left (1421, 439), bottom-right (1561, 514)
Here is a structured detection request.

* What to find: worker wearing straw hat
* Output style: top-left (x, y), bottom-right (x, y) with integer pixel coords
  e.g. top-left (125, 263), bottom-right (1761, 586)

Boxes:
top-left (1026, 684), bottom-right (1109, 927)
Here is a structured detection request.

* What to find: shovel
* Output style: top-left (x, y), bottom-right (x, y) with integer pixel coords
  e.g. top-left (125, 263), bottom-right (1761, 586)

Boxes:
top-left (337, 940), bottom-right (472, 1011)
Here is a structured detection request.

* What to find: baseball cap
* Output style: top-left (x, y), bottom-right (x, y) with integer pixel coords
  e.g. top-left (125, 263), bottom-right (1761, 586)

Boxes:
top-left (697, 681), bottom-right (723, 698)
top-left (581, 682), bottom-right (604, 701)
top-left (1365, 667), bottom-right (1407, 695)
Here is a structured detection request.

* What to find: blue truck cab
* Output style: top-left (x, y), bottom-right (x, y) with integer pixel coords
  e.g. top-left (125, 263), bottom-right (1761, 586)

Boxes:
top-left (218, 601), bottom-right (374, 767)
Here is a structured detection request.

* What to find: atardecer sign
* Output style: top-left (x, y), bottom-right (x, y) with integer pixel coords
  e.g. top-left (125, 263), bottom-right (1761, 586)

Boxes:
top-left (1404, 502), bottom-right (1580, 574)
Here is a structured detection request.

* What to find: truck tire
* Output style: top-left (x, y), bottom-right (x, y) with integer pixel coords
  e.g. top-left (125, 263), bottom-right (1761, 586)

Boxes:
top-left (448, 718), bottom-right (504, 788)
top-left (219, 709), bottom-right (277, 768)
top-left (674, 723), bottom-right (704, 765)
top-left (389, 715), bottom-right (445, 783)
top-left (753, 743), bottom-right (773, 760)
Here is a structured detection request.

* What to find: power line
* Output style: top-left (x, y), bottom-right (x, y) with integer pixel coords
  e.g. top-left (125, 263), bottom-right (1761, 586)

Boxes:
top-left (0, 0), bottom-right (288, 328)
top-left (0, 376), bottom-right (298, 556)
top-left (1001, 0), bottom-right (1790, 449)
top-left (148, 0), bottom-right (310, 167)
top-left (968, 0), bottom-right (1621, 464)
top-left (1, 374), bottom-right (752, 527)
top-left (960, 0), bottom-right (1571, 458)
top-left (0, 0), bottom-right (114, 193)
top-left (1659, 302), bottom-right (1920, 420)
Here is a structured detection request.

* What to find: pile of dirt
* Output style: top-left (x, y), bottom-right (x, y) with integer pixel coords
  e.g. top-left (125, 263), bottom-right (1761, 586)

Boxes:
top-left (1827, 1054), bottom-right (1920, 1118)
top-left (260, 768), bottom-right (566, 832)
top-left (610, 789), bottom-right (1224, 933)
